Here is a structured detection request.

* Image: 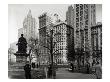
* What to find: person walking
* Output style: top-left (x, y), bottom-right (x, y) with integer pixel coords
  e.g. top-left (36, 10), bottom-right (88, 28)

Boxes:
top-left (47, 65), bottom-right (51, 78)
top-left (37, 63), bottom-right (38, 68)
top-left (32, 62), bottom-right (35, 69)
top-left (24, 62), bottom-right (31, 79)
top-left (53, 63), bottom-right (57, 79)
top-left (86, 62), bottom-right (90, 74)
top-left (69, 62), bottom-right (74, 72)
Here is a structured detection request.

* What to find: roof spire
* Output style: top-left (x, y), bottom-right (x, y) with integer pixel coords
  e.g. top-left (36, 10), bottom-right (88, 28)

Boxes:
top-left (27, 9), bottom-right (32, 17)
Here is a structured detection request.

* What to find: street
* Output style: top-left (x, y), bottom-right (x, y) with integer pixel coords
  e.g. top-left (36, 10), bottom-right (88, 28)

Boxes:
top-left (8, 71), bottom-right (25, 79)
top-left (8, 67), bottom-right (97, 79)
top-left (56, 68), bottom-right (96, 79)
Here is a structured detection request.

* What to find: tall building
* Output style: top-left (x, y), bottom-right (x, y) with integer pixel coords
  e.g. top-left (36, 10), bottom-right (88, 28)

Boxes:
top-left (66, 4), bottom-right (96, 65)
top-left (66, 5), bottom-right (74, 28)
top-left (53, 22), bottom-right (74, 64)
top-left (91, 23), bottom-right (102, 58)
top-left (38, 13), bottom-right (53, 64)
top-left (66, 5), bottom-right (75, 60)
top-left (22, 10), bottom-right (37, 42)
top-left (73, 4), bottom-right (96, 55)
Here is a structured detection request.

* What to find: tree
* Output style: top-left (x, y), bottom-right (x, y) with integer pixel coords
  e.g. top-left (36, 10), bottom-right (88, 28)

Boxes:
top-left (39, 29), bottom-right (64, 78)
top-left (39, 30), bottom-right (64, 62)
top-left (28, 37), bottom-right (39, 64)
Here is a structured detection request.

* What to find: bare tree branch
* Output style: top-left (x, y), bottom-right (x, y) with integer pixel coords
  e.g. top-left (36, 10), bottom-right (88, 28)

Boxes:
top-left (53, 32), bottom-right (61, 36)
top-left (39, 43), bottom-right (50, 50)
top-left (41, 33), bottom-right (50, 38)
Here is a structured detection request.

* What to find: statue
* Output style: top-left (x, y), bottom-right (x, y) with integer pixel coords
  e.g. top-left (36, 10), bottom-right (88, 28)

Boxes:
top-left (16, 34), bottom-right (27, 53)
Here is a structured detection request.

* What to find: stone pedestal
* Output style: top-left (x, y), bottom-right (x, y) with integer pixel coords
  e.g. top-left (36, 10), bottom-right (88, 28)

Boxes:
top-left (14, 52), bottom-right (29, 63)
top-left (14, 52), bottom-right (29, 69)
top-left (16, 56), bottom-right (27, 63)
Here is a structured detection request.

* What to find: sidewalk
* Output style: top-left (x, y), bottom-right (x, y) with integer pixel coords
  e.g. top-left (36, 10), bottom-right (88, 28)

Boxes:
top-left (56, 68), bottom-right (96, 79)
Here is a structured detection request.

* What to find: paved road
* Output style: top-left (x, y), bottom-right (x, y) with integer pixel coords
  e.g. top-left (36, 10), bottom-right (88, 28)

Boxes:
top-left (8, 67), bottom-right (97, 79)
top-left (56, 68), bottom-right (97, 79)
top-left (8, 68), bottom-right (44, 79)
top-left (8, 71), bottom-right (25, 79)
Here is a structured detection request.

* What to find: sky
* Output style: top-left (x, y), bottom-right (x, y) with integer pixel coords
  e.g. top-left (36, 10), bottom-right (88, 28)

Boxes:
top-left (8, 4), bottom-right (102, 48)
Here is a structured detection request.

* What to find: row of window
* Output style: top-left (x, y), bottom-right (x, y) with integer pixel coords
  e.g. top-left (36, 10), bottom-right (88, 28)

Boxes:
top-left (54, 36), bottom-right (67, 42)
top-left (54, 41), bottom-right (67, 46)
top-left (54, 26), bottom-right (66, 33)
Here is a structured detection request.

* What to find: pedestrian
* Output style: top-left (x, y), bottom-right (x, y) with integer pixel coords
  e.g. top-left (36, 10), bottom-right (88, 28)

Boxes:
top-left (24, 62), bottom-right (31, 79)
top-left (44, 66), bottom-right (47, 78)
top-left (47, 64), bottom-right (53, 78)
top-left (70, 63), bottom-right (74, 72)
top-left (47, 65), bottom-right (50, 78)
top-left (53, 65), bottom-right (56, 79)
top-left (37, 63), bottom-right (38, 68)
top-left (32, 62), bottom-right (35, 69)
top-left (72, 63), bottom-right (74, 72)
top-left (86, 62), bottom-right (90, 74)
top-left (92, 59), bottom-right (95, 67)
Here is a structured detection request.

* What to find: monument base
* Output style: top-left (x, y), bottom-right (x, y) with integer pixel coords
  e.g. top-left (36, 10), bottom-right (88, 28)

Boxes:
top-left (14, 52), bottom-right (29, 69)
top-left (16, 56), bottom-right (27, 63)
top-left (14, 52), bottom-right (29, 62)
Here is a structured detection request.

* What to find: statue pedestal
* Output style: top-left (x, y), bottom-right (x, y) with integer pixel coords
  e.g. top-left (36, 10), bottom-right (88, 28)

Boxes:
top-left (14, 53), bottom-right (28, 62)
top-left (16, 56), bottom-right (27, 63)
top-left (14, 52), bottom-right (29, 63)
top-left (14, 52), bottom-right (29, 69)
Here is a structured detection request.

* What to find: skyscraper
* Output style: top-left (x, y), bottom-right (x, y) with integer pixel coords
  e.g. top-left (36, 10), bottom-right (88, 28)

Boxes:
top-left (74, 4), bottom-right (96, 53)
top-left (53, 22), bottom-right (74, 63)
top-left (66, 4), bottom-right (96, 66)
top-left (23, 10), bottom-right (37, 42)
top-left (66, 5), bottom-right (74, 28)
top-left (38, 13), bottom-right (53, 64)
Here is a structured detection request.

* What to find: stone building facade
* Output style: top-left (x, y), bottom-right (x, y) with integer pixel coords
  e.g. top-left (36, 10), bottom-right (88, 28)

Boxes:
top-left (91, 23), bottom-right (102, 58)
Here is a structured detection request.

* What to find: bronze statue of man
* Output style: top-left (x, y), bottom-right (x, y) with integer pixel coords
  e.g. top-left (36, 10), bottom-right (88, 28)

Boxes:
top-left (17, 34), bottom-right (27, 53)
